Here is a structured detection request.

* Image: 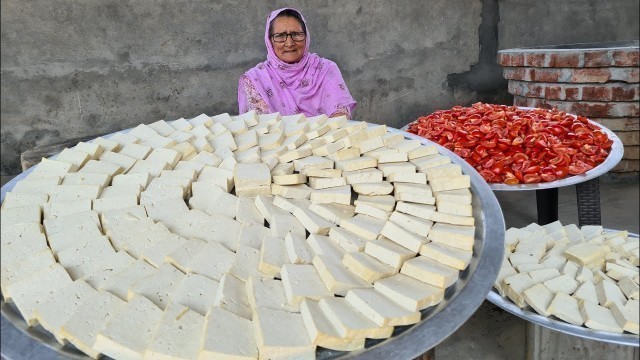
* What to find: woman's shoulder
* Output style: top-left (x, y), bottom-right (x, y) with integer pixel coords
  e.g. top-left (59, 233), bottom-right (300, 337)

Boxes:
top-left (244, 60), bottom-right (269, 77)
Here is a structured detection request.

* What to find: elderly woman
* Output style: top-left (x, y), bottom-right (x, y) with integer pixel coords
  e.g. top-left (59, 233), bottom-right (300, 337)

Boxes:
top-left (238, 8), bottom-right (357, 118)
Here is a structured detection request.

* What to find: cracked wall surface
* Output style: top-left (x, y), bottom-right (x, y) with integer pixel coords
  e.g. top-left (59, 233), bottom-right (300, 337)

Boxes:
top-left (1, 0), bottom-right (638, 175)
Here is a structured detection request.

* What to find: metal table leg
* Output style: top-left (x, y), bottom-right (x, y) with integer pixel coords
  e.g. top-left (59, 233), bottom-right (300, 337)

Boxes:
top-left (575, 178), bottom-right (601, 226)
top-left (535, 188), bottom-right (559, 225)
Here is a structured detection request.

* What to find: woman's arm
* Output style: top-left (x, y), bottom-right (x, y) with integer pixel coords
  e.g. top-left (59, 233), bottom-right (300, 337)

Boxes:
top-left (238, 75), bottom-right (271, 115)
top-left (329, 104), bottom-right (353, 119)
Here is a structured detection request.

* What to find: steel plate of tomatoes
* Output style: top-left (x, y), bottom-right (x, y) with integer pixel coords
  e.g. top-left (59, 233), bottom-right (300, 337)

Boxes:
top-left (407, 103), bottom-right (613, 184)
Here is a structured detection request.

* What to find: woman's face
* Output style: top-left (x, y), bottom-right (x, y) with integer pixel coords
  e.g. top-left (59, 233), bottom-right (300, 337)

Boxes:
top-left (270, 16), bottom-right (306, 64)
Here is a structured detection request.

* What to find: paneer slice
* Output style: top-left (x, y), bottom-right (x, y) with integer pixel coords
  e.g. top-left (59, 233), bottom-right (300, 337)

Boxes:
top-left (310, 184), bottom-right (352, 205)
top-left (318, 297), bottom-right (393, 339)
top-left (365, 237), bottom-right (417, 269)
top-left (55, 148), bottom-right (91, 168)
top-left (0, 248), bottom-right (56, 301)
top-left (0, 205), bottom-right (41, 226)
top-left (309, 203), bottom-right (355, 225)
top-left (292, 206), bottom-right (333, 235)
top-left (543, 274), bottom-right (579, 295)
top-left (285, 232), bottom-right (313, 264)
top-left (143, 303), bottom-right (204, 360)
top-left (259, 236), bottom-right (288, 278)
top-left (429, 211), bottom-right (475, 226)
top-left (389, 211), bottom-right (433, 238)
top-left (59, 290), bottom-right (126, 359)
top-left (420, 242), bottom-right (472, 271)
top-left (374, 273), bottom-right (444, 311)
top-left (253, 307), bottom-right (316, 359)
top-left (494, 266), bottom-right (517, 297)
top-left (78, 159), bottom-right (124, 177)
top-left (312, 255), bottom-right (371, 296)
top-left (10, 176), bottom-right (61, 195)
top-left (306, 234), bottom-right (347, 259)
top-left (300, 299), bottom-right (365, 351)
top-left (281, 264), bottom-right (332, 306)
top-left (428, 222), bottom-right (475, 251)
top-left (595, 279), bottom-right (627, 308)
top-left (433, 188), bottom-right (472, 205)
top-left (8, 263), bottom-right (73, 326)
top-left (246, 276), bottom-right (298, 313)
top-left (343, 168), bottom-right (383, 185)
top-left (401, 255), bottom-right (459, 289)
top-left (354, 194), bottom-right (396, 212)
top-left (523, 283), bottom-right (554, 317)
top-left (352, 182), bottom-right (394, 196)
top-left (127, 263), bottom-right (184, 310)
top-left (547, 292), bottom-right (584, 326)
top-left (56, 236), bottom-right (116, 280)
top-left (100, 260), bottom-right (156, 300)
top-left (200, 307), bottom-right (259, 359)
top-left (610, 300), bottom-right (639, 334)
top-left (170, 273), bottom-right (219, 316)
top-left (83, 251), bottom-right (135, 289)
top-left (226, 245), bottom-right (260, 282)
top-left (387, 171), bottom-right (427, 184)
top-left (428, 175), bottom-right (470, 192)
top-left (28, 158), bottom-right (76, 178)
top-left (345, 287), bottom-right (421, 326)
top-left (186, 241), bottom-right (236, 281)
top-left (94, 295), bottom-right (164, 360)
top-left (342, 252), bottom-right (396, 283)
top-left (502, 273), bottom-right (536, 308)
top-left (618, 276), bottom-right (640, 300)
top-left (355, 202), bottom-right (391, 220)
top-left (270, 213), bottom-right (305, 238)
top-left (579, 301), bottom-right (623, 333)
top-left (381, 221), bottom-right (428, 253)
top-left (563, 242), bottom-right (608, 265)
top-left (329, 227), bottom-right (368, 252)
top-left (527, 268), bottom-right (561, 283)
top-left (395, 201), bottom-right (436, 220)
top-left (340, 214), bottom-right (386, 241)
top-left (573, 281), bottom-right (600, 305)
top-left (34, 280), bottom-right (96, 344)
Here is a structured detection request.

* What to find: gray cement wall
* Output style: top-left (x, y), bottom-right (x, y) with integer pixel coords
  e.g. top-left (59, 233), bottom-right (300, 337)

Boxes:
top-left (1, 0), bottom-right (638, 175)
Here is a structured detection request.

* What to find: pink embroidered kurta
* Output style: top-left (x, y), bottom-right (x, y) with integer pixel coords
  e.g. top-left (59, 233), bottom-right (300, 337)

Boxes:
top-left (238, 8), bottom-right (357, 118)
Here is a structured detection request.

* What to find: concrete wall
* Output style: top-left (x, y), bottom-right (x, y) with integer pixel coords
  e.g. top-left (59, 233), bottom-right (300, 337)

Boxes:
top-left (1, 0), bottom-right (638, 175)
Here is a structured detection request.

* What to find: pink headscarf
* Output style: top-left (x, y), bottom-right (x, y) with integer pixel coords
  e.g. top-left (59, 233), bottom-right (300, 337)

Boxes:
top-left (238, 8), bottom-right (357, 117)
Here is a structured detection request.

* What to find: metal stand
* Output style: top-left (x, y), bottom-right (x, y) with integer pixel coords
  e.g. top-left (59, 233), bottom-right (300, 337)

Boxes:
top-left (535, 188), bottom-right (559, 225)
top-left (576, 178), bottom-right (602, 226)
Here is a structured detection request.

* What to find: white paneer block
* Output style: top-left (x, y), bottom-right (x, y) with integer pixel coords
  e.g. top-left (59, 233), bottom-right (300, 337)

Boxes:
top-left (253, 306), bottom-right (316, 359)
top-left (374, 273), bottom-right (444, 311)
top-left (300, 299), bottom-right (365, 351)
top-left (345, 288), bottom-right (421, 326)
top-left (400, 256), bottom-right (459, 289)
top-left (94, 295), bottom-right (163, 360)
top-left (281, 264), bottom-right (332, 306)
top-left (144, 303), bottom-right (205, 360)
top-left (317, 297), bottom-right (393, 339)
top-left (365, 237), bottom-right (416, 269)
top-left (579, 301), bottom-right (623, 333)
top-left (201, 307), bottom-right (259, 359)
top-left (312, 255), bottom-right (371, 296)
top-left (213, 273), bottom-right (252, 320)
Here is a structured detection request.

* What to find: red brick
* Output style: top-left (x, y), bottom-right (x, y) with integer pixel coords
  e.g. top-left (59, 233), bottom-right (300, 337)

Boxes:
top-left (498, 53), bottom-right (525, 67)
top-left (565, 87), bottom-right (580, 101)
top-left (590, 118), bottom-right (639, 131)
top-left (513, 96), bottom-right (639, 117)
top-left (611, 86), bottom-right (639, 101)
top-left (503, 67), bottom-right (639, 84)
top-left (612, 159), bottom-right (640, 172)
top-left (581, 86), bottom-right (612, 101)
top-left (584, 52), bottom-right (611, 67)
top-left (525, 53), bottom-right (546, 67)
top-left (612, 50), bottom-right (640, 67)
top-left (548, 53), bottom-right (580, 67)
top-left (545, 85), bottom-right (562, 99)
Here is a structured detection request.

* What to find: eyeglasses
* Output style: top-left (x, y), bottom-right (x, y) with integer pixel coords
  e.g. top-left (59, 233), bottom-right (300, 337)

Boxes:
top-left (271, 32), bottom-right (306, 43)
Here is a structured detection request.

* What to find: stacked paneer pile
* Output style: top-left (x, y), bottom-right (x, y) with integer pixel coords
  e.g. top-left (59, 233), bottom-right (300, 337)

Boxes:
top-left (1, 111), bottom-right (476, 359)
top-left (496, 221), bottom-right (639, 335)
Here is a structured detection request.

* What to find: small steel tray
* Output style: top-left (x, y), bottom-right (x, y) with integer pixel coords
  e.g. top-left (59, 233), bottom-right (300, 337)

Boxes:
top-left (400, 107), bottom-right (624, 191)
top-left (486, 231), bottom-right (639, 347)
top-left (1, 123), bottom-right (506, 360)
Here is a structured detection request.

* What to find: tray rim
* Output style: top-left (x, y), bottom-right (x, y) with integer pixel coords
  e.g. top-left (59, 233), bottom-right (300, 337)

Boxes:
top-left (1, 121), bottom-right (506, 360)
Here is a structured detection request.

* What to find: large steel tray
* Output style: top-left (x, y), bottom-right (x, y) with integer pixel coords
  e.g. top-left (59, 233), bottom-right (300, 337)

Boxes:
top-left (1, 123), bottom-right (506, 360)
top-left (487, 231), bottom-right (640, 347)
top-left (400, 107), bottom-right (624, 191)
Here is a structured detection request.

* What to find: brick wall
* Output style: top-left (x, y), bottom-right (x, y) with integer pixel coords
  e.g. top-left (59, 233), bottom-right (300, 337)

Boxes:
top-left (498, 42), bottom-right (640, 173)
